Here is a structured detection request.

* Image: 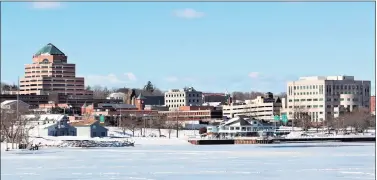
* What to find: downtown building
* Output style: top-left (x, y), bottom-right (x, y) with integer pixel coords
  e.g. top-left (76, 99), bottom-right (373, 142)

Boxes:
top-left (285, 75), bottom-right (371, 122)
top-left (222, 92), bottom-right (282, 121)
top-left (164, 87), bottom-right (203, 111)
top-left (18, 43), bottom-right (93, 108)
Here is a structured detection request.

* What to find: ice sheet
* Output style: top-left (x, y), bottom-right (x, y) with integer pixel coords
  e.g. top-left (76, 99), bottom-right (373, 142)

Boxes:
top-left (1, 142), bottom-right (375, 180)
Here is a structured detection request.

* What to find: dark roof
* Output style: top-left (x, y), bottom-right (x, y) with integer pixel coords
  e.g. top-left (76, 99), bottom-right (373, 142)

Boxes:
top-left (144, 96), bottom-right (164, 105)
top-left (97, 103), bottom-right (137, 109)
top-left (35, 43), bottom-right (65, 56)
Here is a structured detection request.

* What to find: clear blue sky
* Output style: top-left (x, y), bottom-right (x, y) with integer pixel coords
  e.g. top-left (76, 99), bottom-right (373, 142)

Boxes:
top-left (1, 2), bottom-right (375, 94)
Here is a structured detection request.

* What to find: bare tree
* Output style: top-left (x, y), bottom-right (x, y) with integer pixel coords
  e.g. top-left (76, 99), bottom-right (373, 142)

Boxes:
top-left (1, 108), bottom-right (38, 149)
top-left (121, 115), bottom-right (141, 137)
top-left (164, 121), bottom-right (177, 139)
top-left (342, 107), bottom-right (373, 134)
top-left (292, 106), bottom-right (311, 131)
top-left (118, 116), bottom-right (128, 135)
top-left (324, 116), bottom-right (336, 133)
top-left (92, 86), bottom-right (113, 99)
top-left (151, 114), bottom-right (167, 137)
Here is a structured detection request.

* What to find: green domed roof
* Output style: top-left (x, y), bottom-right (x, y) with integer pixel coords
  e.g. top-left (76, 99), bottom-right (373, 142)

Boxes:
top-left (35, 43), bottom-right (65, 56)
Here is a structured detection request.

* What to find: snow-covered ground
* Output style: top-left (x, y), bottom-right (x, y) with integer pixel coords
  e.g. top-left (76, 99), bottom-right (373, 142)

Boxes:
top-left (1, 127), bottom-right (197, 151)
top-left (1, 142), bottom-right (374, 180)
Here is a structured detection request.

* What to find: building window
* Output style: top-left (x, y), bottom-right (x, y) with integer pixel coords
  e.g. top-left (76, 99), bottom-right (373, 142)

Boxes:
top-left (340, 98), bottom-right (344, 101)
top-left (319, 98), bottom-right (323, 101)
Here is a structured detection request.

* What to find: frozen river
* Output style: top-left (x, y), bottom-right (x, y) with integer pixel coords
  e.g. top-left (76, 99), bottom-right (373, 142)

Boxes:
top-left (1, 142), bottom-right (375, 180)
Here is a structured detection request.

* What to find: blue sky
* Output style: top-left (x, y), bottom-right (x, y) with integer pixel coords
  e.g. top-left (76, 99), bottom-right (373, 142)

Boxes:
top-left (1, 2), bottom-right (375, 94)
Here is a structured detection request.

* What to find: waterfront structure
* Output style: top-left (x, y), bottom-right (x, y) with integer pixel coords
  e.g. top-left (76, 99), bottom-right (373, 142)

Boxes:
top-left (19, 43), bottom-right (93, 103)
top-left (286, 76), bottom-right (371, 122)
top-left (207, 115), bottom-right (275, 138)
top-left (164, 87), bottom-right (203, 110)
top-left (222, 92), bottom-right (282, 121)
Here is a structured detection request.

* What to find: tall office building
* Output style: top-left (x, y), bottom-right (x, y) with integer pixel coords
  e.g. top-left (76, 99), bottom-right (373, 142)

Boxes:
top-left (19, 43), bottom-right (93, 99)
top-left (286, 76), bottom-right (371, 122)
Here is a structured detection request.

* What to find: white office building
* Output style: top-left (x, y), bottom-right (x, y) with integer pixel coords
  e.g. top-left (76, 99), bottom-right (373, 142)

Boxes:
top-left (164, 87), bottom-right (203, 111)
top-left (285, 75), bottom-right (371, 122)
top-left (222, 92), bottom-right (282, 121)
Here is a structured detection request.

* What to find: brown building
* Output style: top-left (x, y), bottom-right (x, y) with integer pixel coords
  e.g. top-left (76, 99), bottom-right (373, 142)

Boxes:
top-left (19, 43), bottom-right (93, 102)
top-left (371, 96), bottom-right (375, 114)
top-left (0, 94), bottom-right (49, 109)
top-left (159, 105), bottom-right (223, 121)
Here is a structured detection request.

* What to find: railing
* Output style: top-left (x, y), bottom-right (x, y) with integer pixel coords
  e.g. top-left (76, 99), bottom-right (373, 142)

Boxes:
top-left (187, 135), bottom-right (274, 141)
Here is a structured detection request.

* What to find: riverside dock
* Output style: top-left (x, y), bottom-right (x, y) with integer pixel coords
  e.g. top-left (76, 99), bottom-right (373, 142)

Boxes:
top-left (188, 136), bottom-right (375, 145)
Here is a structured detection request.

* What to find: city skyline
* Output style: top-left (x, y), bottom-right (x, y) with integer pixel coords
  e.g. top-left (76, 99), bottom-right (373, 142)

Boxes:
top-left (1, 2), bottom-right (375, 93)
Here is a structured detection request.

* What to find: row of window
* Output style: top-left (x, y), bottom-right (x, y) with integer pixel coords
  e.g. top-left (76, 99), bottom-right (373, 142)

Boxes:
top-left (292, 84), bottom-right (365, 90)
top-left (165, 99), bottom-right (201, 103)
top-left (165, 93), bottom-right (201, 98)
top-left (26, 71), bottom-right (74, 73)
top-left (24, 75), bottom-right (76, 78)
top-left (289, 98), bottom-right (324, 102)
top-left (289, 97), bottom-right (367, 102)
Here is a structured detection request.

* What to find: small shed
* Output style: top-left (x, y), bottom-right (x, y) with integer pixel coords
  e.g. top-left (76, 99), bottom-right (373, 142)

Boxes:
top-left (70, 120), bottom-right (108, 138)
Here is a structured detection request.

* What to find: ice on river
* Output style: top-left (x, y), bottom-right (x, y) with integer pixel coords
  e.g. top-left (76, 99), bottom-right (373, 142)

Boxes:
top-left (1, 142), bottom-right (375, 180)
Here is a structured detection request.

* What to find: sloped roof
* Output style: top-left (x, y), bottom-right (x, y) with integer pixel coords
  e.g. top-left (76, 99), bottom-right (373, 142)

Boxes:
top-left (34, 43), bottom-right (65, 56)
top-left (24, 114), bottom-right (67, 122)
top-left (221, 116), bottom-right (251, 126)
top-left (1, 100), bottom-right (30, 109)
top-left (70, 120), bottom-right (97, 127)
top-left (98, 103), bottom-right (136, 109)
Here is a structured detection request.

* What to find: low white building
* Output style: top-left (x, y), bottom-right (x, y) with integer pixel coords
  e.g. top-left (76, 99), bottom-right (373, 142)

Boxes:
top-left (107, 92), bottom-right (126, 101)
top-left (26, 114), bottom-right (108, 138)
top-left (25, 114), bottom-right (76, 137)
top-left (1, 100), bottom-right (30, 112)
top-left (208, 115), bottom-right (275, 138)
top-left (222, 92), bottom-right (282, 120)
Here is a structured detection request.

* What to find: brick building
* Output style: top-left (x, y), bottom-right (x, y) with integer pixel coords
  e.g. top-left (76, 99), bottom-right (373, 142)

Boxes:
top-left (19, 43), bottom-right (93, 108)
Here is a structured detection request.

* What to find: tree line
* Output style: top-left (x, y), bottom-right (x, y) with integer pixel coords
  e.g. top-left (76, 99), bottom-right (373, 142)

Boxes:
top-left (102, 113), bottom-right (183, 139)
top-left (290, 106), bottom-right (375, 133)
